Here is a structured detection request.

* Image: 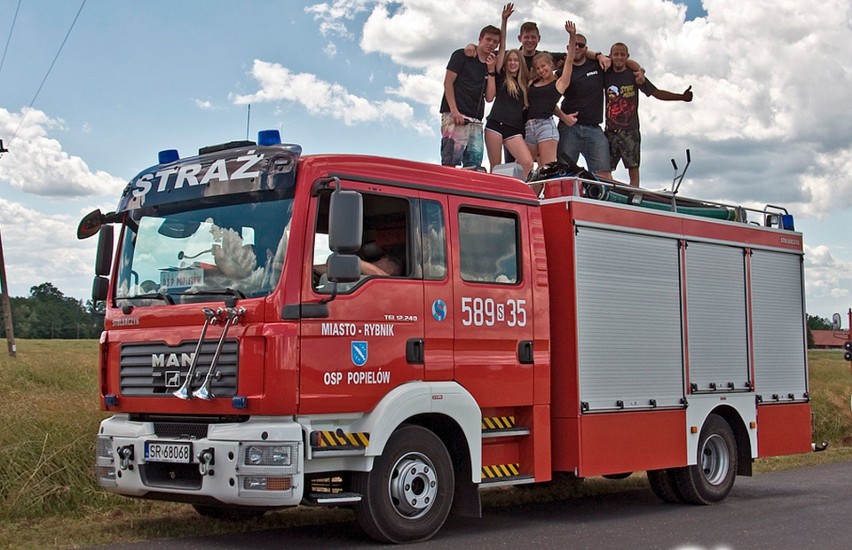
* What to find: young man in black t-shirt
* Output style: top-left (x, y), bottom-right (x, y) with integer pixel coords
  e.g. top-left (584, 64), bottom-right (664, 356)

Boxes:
top-left (604, 42), bottom-right (693, 187)
top-left (440, 25), bottom-right (501, 168)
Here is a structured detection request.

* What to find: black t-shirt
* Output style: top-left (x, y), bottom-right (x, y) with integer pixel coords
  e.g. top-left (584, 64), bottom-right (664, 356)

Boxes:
top-left (604, 69), bottom-right (657, 131)
top-left (559, 57), bottom-right (605, 125)
top-left (440, 48), bottom-right (488, 120)
top-left (487, 73), bottom-right (526, 130)
top-left (527, 80), bottom-right (562, 120)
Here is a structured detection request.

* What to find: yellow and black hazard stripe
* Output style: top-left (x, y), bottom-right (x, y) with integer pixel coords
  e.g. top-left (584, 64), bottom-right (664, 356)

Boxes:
top-left (314, 430), bottom-right (370, 448)
top-left (481, 416), bottom-right (516, 433)
top-left (482, 463), bottom-right (521, 479)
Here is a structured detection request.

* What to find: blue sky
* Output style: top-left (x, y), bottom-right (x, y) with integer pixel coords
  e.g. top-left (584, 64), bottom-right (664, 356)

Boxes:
top-left (1, 0), bottom-right (851, 322)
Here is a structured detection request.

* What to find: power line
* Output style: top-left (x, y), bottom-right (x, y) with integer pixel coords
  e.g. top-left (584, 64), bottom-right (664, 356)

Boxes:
top-left (7, 0), bottom-right (87, 147)
top-left (0, 0), bottom-right (23, 81)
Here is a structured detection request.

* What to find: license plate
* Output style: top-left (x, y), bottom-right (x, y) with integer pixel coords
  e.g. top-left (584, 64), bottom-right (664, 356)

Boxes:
top-left (144, 441), bottom-right (193, 463)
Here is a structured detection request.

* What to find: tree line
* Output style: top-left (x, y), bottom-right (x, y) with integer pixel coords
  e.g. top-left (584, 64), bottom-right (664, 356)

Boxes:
top-left (1, 282), bottom-right (103, 339)
top-left (0, 284), bottom-right (840, 344)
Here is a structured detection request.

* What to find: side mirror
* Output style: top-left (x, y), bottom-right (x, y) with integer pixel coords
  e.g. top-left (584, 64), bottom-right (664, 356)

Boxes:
top-left (92, 276), bottom-right (109, 302)
top-left (832, 313), bottom-right (842, 331)
top-left (78, 209), bottom-right (104, 239)
top-left (95, 225), bottom-right (114, 276)
top-left (328, 189), bottom-right (362, 253)
top-left (327, 253), bottom-right (361, 283)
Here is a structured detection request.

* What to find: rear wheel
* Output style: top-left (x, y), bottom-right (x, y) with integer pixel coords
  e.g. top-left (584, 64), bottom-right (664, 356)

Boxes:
top-left (353, 425), bottom-right (454, 543)
top-left (647, 469), bottom-right (684, 503)
top-left (674, 414), bottom-right (737, 504)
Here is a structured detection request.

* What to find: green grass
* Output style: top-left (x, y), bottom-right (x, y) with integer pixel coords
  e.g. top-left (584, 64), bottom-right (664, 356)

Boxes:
top-left (1, 341), bottom-right (851, 548)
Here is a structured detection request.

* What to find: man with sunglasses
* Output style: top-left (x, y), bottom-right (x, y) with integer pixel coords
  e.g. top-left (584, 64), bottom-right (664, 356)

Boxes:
top-left (555, 34), bottom-right (640, 180)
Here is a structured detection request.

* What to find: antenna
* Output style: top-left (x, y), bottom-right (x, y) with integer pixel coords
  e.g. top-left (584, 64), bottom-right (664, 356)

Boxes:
top-left (245, 104), bottom-right (251, 141)
top-left (671, 149), bottom-right (691, 195)
top-left (668, 149), bottom-right (691, 213)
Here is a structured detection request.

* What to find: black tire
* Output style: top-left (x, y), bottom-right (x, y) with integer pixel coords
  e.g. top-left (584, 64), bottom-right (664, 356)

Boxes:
top-left (353, 425), bottom-right (455, 543)
top-left (191, 504), bottom-right (266, 521)
top-left (647, 469), bottom-right (684, 503)
top-left (674, 414), bottom-right (737, 504)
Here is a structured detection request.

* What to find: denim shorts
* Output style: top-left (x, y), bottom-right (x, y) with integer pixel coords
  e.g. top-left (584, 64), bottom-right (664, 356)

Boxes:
top-left (524, 117), bottom-right (559, 146)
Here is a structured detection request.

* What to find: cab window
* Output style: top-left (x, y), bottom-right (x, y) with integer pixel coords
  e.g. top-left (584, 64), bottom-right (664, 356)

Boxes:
top-left (313, 191), bottom-right (411, 293)
top-left (458, 208), bottom-right (519, 284)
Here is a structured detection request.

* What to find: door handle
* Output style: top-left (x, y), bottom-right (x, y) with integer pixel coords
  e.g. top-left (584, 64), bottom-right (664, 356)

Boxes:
top-left (518, 340), bottom-right (534, 364)
top-left (406, 338), bottom-right (425, 364)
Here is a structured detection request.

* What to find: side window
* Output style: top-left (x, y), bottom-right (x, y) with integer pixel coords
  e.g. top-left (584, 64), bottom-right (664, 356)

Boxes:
top-left (313, 191), bottom-right (411, 293)
top-left (458, 208), bottom-right (519, 284)
top-left (421, 200), bottom-right (447, 280)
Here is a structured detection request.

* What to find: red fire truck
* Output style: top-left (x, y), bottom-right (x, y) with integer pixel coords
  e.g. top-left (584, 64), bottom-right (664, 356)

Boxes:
top-left (79, 130), bottom-right (813, 543)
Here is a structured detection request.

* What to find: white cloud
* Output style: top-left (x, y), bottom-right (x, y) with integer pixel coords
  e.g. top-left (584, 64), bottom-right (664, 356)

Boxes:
top-left (232, 59), bottom-right (433, 135)
top-left (323, 41), bottom-right (338, 58)
top-left (0, 197), bottom-right (96, 300)
top-left (193, 98), bottom-right (216, 110)
top-left (305, 0), bottom-right (373, 39)
top-left (0, 107), bottom-right (126, 198)
top-left (804, 244), bottom-right (852, 309)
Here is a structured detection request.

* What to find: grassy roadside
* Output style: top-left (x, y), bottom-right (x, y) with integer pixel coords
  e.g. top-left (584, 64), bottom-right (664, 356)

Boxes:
top-left (1, 342), bottom-right (851, 548)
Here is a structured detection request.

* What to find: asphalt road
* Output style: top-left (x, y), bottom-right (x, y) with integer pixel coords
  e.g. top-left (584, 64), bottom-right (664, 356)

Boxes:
top-left (104, 461), bottom-right (852, 549)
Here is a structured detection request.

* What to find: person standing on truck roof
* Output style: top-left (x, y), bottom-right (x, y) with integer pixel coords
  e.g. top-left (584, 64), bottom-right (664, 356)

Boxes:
top-left (518, 20), bottom-right (567, 72)
top-left (440, 24), bottom-right (501, 169)
top-left (604, 42), bottom-right (693, 187)
top-left (555, 35), bottom-right (642, 180)
top-left (484, 4), bottom-right (535, 177)
top-left (525, 22), bottom-right (577, 168)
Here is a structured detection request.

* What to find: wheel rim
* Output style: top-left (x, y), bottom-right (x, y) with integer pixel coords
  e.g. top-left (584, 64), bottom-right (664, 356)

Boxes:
top-left (387, 451), bottom-right (439, 519)
top-left (700, 433), bottom-right (730, 485)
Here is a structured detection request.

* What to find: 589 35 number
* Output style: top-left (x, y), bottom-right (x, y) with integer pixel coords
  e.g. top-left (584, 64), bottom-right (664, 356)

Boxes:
top-left (460, 297), bottom-right (526, 327)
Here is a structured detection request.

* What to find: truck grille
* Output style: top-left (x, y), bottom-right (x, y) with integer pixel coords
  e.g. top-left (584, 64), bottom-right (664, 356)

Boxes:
top-left (119, 340), bottom-right (239, 397)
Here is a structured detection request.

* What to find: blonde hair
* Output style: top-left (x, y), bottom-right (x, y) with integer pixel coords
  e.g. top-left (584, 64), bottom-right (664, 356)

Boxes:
top-left (502, 49), bottom-right (530, 108)
top-left (531, 51), bottom-right (554, 70)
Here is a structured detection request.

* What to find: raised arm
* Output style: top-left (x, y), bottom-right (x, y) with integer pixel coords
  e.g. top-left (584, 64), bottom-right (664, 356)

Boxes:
top-left (555, 21), bottom-right (576, 94)
top-left (496, 3), bottom-right (513, 72)
top-left (651, 84), bottom-right (693, 102)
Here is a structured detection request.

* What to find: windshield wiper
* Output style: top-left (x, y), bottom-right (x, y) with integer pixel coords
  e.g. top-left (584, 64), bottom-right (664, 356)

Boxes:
top-left (172, 288), bottom-right (246, 301)
top-left (121, 292), bottom-right (175, 305)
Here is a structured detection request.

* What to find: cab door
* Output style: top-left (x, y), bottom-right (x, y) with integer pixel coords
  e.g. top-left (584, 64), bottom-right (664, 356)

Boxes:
top-left (298, 183), bottom-right (425, 414)
top-left (447, 197), bottom-right (536, 407)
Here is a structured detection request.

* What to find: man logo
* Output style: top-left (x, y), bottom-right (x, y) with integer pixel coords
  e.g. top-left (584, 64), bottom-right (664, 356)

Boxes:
top-left (165, 371), bottom-right (181, 388)
top-left (351, 341), bottom-right (368, 367)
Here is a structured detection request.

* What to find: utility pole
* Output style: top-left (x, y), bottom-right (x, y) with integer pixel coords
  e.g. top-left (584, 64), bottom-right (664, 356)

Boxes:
top-left (0, 225), bottom-right (16, 357)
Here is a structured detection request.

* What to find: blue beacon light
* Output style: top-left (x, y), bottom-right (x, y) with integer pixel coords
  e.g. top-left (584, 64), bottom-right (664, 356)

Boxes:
top-left (257, 129), bottom-right (282, 146)
top-left (158, 149), bottom-right (180, 164)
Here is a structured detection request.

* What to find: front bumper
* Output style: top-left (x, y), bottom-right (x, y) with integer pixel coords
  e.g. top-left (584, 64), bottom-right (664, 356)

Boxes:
top-left (96, 414), bottom-right (304, 507)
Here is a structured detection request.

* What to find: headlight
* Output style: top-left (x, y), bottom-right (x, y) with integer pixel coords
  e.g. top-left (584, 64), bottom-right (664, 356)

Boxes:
top-left (244, 444), bottom-right (293, 467)
top-left (246, 446), bottom-right (264, 465)
top-left (96, 436), bottom-right (113, 459)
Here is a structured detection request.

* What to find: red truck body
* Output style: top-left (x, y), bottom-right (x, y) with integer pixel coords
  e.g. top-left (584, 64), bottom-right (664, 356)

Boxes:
top-left (84, 133), bottom-right (813, 542)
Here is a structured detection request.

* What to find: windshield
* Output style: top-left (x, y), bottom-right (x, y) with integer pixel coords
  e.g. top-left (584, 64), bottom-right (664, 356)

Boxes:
top-left (115, 198), bottom-right (294, 306)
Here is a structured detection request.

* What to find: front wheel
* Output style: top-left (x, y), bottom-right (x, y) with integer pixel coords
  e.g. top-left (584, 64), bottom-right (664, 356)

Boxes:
top-left (353, 425), bottom-right (454, 543)
top-left (674, 414), bottom-right (737, 504)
